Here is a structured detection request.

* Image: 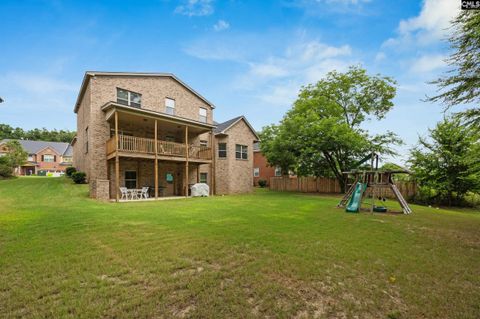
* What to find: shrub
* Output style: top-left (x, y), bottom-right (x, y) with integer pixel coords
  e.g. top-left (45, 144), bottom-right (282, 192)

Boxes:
top-left (65, 166), bottom-right (77, 177)
top-left (0, 157), bottom-right (13, 178)
top-left (71, 171), bottom-right (87, 184)
top-left (258, 179), bottom-right (267, 188)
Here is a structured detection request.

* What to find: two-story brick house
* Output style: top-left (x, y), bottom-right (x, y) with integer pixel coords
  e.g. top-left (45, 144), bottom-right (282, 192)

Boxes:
top-left (0, 139), bottom-right (73, 175)
top-left (72, 72), bottom-right (258, 201)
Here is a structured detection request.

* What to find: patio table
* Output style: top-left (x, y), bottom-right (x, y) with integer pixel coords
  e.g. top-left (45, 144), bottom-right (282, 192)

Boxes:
top-left (127, 189), bottom-right (142, 200)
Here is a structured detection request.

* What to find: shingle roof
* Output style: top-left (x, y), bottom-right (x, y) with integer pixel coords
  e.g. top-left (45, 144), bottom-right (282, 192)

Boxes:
top-left (213, 116), bottom-right (244, 134)
top-left (0, 139), bottom-right (72, 156)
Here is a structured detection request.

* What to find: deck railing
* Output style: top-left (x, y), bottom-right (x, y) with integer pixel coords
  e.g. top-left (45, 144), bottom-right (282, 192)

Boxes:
top-left (106, 135), bottom-right (211, 160)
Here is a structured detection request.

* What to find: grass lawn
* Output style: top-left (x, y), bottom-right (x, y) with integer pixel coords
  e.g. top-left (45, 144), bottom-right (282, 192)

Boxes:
top-left (0, 177), bottom-right (479, 318)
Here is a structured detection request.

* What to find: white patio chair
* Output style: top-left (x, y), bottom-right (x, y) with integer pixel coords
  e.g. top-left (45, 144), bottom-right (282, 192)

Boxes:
top-left (120, 187), bottom-right (129, 200)
top-left (140, 187), bottom-right (149, 199)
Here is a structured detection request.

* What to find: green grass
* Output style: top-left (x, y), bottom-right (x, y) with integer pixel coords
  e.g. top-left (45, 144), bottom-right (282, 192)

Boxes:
top-left (0, 177), bottom-right (479, 318)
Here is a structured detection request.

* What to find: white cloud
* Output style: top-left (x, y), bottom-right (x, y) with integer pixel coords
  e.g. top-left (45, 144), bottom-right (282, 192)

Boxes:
top-left (384, 0), bottom-right (459, 48)
top-left (409, 54), bottom-right (446, 73)
top-left (213, 20), bottom-right (230, 31)
top-left (284, 0), bottom-right (372, 15)
top-left (175, 0), bottom-right (214, 17)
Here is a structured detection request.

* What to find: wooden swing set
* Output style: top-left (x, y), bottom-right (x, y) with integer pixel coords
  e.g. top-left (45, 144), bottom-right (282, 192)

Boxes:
top-left (337, 153), bottom-right (412, 214)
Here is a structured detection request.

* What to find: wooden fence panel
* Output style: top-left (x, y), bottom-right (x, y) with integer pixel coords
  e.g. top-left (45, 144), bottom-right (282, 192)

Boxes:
top-left (269, 176), bottom-right (416, 200)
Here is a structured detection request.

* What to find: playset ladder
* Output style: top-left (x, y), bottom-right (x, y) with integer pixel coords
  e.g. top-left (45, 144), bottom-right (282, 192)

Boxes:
top-left (390, 184), bottom-right (412, 214)
top-left (337, 177), bottom-right (359, 207)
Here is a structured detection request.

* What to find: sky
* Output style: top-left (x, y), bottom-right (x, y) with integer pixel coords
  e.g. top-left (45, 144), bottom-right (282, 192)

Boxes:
top-left (0, 0), bottom-right (467, 164)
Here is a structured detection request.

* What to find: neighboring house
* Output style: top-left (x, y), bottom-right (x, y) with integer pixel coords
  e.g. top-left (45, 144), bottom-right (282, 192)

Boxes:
top-left (72, 71), bottom-right (259, 201)
top-left (253, 142), bottom-right (282, 186)
top-left (0, 139), bottom-right (73, 175)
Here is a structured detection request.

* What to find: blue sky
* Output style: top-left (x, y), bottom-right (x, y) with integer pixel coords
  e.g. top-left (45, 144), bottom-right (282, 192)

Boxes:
top-left (0, 0), bottom-right (464, 164)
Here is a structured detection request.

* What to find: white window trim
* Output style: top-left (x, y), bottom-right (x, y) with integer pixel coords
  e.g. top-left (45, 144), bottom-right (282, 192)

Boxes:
top-left (199, 107), bottom-right (207, 123)
top-left (253, 167), bottom-right (260, 177)
top-left (235, 144), bottom-right (248, 160)
top-left (165, 98), bottom-right (175, 115)
top-left (117, 88), bottom-right (141, 108)
top-left (275, 166), bottom-right (282, 177)
top-left (218, 143), bottom-right (227, 158)
top-left (43, 154), bottom-right (55, 163)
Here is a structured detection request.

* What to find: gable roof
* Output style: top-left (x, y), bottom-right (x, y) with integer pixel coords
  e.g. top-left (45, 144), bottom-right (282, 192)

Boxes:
top-left (214, 116), bottom-right (260, 141)
top-left (0, 139), bottom-right (71, 156)
top-left (74, 71), bottom-right (215, 113)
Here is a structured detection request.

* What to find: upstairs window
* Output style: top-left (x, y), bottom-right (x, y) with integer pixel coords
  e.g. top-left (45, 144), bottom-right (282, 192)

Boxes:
top-left (199, 107), bottom-right (207, 123)
top-left (275, 166), bottom-right (282, 177)
top-left (235, 144), bottom-right (248, 160)
top-left (117, 88), bottom-right (141, 108)
top-left (43, 154), bottom-right (55, 162)
top-left (165, 98), bottom-right (175, 115)
top-left (28, 155), bottom-right (34, 162)
top-left (218, 143), bottom-right (227, 158)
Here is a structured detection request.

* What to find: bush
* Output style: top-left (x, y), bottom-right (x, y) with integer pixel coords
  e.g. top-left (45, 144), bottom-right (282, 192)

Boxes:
top-left (0, 157), bottom-right (13, 178)
top-left (71, 171), bottom-right (87, 184)
top-left (258, 179), bottom-right (267, 188)
top-left (65, 166), bottom-right (77, 177)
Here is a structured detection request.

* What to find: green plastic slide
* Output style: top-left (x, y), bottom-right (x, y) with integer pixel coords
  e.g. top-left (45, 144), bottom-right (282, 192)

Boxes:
top-left (346, 183), bottom-right (366, 213)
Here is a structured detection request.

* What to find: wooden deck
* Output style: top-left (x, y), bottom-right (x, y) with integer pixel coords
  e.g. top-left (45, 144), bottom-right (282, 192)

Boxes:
top-left (106, 135), bottom-right (212, 163)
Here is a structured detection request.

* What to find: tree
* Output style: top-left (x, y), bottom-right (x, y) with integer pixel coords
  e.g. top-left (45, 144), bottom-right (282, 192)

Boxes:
top-left (260, 66), bottom-right (401, 191)
top-left (3, 140), bottom-right (28, 176)
top-left (409, 117), bottom-right (480, 206)
top-left (0, 123), bottom-right (76, 142)
top-left (428, 11), bottom-right (480, 127)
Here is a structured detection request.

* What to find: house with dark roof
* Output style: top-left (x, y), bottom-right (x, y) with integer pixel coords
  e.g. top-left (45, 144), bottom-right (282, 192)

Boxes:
top-left (72, 71), bottom-right (259, 201)
top-left (0, 139), bottom-right (73, 175)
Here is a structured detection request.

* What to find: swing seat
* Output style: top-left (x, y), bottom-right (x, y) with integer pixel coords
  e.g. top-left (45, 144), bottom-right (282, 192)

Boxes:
top-left (373, 206), bottom-right (387, 213)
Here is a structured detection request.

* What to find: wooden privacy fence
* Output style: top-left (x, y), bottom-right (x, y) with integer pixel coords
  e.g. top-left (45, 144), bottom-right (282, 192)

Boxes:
top-left (269, 176), bottom-right (416, 200)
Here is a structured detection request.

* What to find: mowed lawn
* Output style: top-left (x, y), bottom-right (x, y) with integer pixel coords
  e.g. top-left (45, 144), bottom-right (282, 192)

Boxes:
top-left (0, 178), bottom-right (479, 318)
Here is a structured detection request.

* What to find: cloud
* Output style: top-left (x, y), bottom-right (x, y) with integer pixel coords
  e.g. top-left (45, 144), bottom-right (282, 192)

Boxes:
top-left (284, 0), bottom-right (372, 14)
top-left (409, 54), bottom-right (446, 73)
top-left (174, 0), bottom-right (214, 17)
top-left (383, 0), bottom-right (459, 48)
top-left (213, 20), bottom-right (230, 31)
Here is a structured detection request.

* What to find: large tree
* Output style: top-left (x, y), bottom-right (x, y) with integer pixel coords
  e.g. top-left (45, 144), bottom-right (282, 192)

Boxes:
top-left (260, 66), bottom-right (401, 191)
top-left (3, 140), bottom-right (28, 176)
top-left (428, 10), bottom-right (480, 127)
top-left (409, 117), bottom-right (480, 206)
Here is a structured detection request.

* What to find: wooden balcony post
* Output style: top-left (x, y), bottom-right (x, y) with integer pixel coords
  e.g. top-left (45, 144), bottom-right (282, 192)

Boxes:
top-left (197, 164), bottom-right (200, 183)
top-left (210, 130), bottom-right (215, 195)
top-left (115, 111), bottom-right (120, 202)
top-left (185, 126), bottom-right (189, 197)
top-left (154, 119), bottom-right (158, 199)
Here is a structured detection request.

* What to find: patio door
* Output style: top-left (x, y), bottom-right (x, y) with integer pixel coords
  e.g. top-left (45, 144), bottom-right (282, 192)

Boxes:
top-left (125, 171), bottom-right (137, 189)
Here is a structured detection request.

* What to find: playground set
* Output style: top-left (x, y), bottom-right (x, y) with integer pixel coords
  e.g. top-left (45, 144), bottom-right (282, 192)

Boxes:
top-left (337, 153), bottom-right (412, 214)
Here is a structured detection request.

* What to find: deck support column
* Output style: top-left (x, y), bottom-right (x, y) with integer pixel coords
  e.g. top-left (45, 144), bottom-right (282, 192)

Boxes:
top-left (197, 164), bottom-right (200, 183)
top-left (185, 126), bottom-right (189, 197)
top-left (115, 111), bottom-right (120, 202)
top-left (210, 130), bottom-right (215, 195)
top-left (154, 119), bottom-right (158, 199)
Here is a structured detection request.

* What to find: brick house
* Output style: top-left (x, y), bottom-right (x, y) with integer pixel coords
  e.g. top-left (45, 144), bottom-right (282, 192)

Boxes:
top-left (0, 139), bottom-right (73, 175)
top-left (253, 142), bottom-right (282, 186)
top-left (72, 71), bottom-right (259, 201)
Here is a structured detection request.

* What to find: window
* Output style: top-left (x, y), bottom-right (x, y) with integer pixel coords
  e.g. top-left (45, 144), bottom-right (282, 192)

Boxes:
top-left (125, 171), bottom-right (137, 189)
top-left (63, 156), bottom-right (73, 163)
top-left (235, 144), bottom-right (248, 160)
top-left (253, 167), bottom-right (260, 177)
top-left (199, 107), bottom-right (207, 123)
top-left (165, 98), bottom-right (175, 115)
top-left (43, 154), bottom-right (55, 162)
top-left (28, 155), bottom-right (34, 162)
top-left (218, 143), bottom-right (227, 158)
top-left (275, 166), bottom-right (282, 177)
top-left (200, 172), bottom-right (208, 184)
top-left (200, 140), bottom-right (208, 147)
top-left (117, 88), bottom-right (141, 108)
top-left (165, 135), bottom-right (176, 142)
top-left (85, 127), bottom-right (89, 154)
